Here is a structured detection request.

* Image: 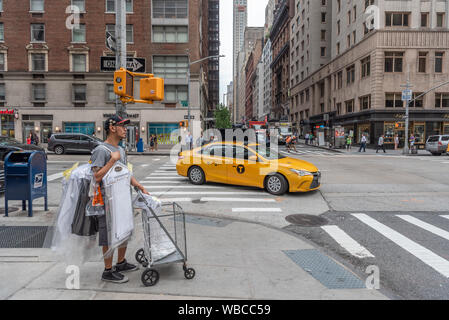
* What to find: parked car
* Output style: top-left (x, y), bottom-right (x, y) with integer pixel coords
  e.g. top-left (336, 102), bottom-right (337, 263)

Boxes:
top-left (47, 133), bottom-right (103, 155)
top-left (0, 136), bottom-right (46, 161)
top-left (425, 135), bottom-right (449, 156)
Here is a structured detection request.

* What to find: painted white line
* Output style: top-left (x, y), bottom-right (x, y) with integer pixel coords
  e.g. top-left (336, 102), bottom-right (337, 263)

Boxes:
top-left (148, 173), bottom-right (179, 176)
top-left (48, 172), bottom-right (64, 182)
top-left (232, 208), bottom-right (282, 213)
top-left (141, 181), bottom-right (184, 184)
top-left (153, 159), bottom-right (161, 161)
top-left (143, 177), bottom-right (186, 180)
top-left (353, 214), bottom-right (449, 277)
top-left (159, 198), bottom-right (192, 203)
top-left (397, 215), bottom-right (449, 241)
top-left (201, 198), bottom-right (276, 202)
top-left (141, 164), bottom-right (149, 167)
top-left (47, 161), bottom-right (88, 164)
top-left (143, 185), bottom-right (221, 189)
top-left (441, 215), bottom-right (449, 221)
top-left (321, 225), bottom-right (375, 259)
top-left (151, 191), bottom-right (263, 196)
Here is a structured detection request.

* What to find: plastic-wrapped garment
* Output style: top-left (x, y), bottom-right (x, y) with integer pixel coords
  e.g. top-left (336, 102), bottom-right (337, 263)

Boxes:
top-left (51, 163), bottom-right (99, 265)
top-left (103, 161), bottom-right (134, 258)
top-left (71, 178), bottom-right (99, 236)
top-left (133, 194), bottom-right (177, 263)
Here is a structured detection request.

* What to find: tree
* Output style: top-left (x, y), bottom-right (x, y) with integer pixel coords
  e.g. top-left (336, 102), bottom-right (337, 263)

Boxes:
top-left (214, 104), bottom-right (232, 129)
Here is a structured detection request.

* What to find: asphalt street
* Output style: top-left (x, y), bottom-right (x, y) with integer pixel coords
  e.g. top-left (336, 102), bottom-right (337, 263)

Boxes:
top-left (2, 144), bottom-right (449, 299)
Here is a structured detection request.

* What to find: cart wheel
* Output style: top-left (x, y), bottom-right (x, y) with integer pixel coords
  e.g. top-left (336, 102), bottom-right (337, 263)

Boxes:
top-left (184, 268), bottom-right (196, 280)
top-left (141, 269), bottom-right (159, 287)
top-left (135, 248), bottom-right (148, 265)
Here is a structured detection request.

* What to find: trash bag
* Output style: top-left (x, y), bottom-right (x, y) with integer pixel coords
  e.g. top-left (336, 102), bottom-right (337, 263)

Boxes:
top-left (71, 178), bottom-right (99, 236)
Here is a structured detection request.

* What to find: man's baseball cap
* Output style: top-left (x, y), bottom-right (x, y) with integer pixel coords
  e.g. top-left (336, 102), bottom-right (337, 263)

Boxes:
top-left (104, 115), bottom-right (130, 131)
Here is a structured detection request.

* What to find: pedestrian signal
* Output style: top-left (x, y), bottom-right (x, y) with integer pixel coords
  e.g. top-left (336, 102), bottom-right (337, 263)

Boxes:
top-left (114, 68), bottom-right (164, 105)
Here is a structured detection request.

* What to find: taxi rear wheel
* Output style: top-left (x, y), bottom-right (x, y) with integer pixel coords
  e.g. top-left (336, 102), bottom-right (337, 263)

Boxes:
top-left (265, 174), bottom-right (288, 195)
top-left (188, 166), bottom-right (205, 185)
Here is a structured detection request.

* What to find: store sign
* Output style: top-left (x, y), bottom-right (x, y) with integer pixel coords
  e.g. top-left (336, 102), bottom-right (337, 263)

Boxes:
top-left (103, 113), bottom-right (139, 119)
top-left (0, 109), bottom-right (14, 115)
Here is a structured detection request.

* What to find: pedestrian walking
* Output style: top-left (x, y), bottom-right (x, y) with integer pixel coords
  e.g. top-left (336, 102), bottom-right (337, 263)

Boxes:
top-left (376, 135), bottom-right (386, 153)
top-left (186, 132), bottom-right (193, 150)
top-left (149, 135), bottom-right (155, 151)
top-left (90, 115), bottom-right (150, 284)
top-left (410, 134), bottom-right (416, 153)
top-left (394, 134), bottom-right (399, 150)
top-left (154, 135), bottom-right (159, 151)
top-left (358, 134), bottom-right (367, 152)
top-left (346, 135), bottom-right (352, 150)
top-left (305, 133), bottom-right (309, 145)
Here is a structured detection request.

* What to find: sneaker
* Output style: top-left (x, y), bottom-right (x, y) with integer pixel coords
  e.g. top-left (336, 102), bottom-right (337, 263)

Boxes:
top-left (101, 269), bottom-right (129, 284)
top-left (114, 259), bottom-right (139, 273)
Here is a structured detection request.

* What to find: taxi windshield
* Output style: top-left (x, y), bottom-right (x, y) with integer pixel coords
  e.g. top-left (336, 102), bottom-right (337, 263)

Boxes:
top-left (250, 145), bottom-right (286, 160)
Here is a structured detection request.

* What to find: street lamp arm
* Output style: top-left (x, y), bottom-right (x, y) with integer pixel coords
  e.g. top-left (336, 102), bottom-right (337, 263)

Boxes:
top-left (190, 55), bottom-right (225, 66)
top-left (408, 79), bottom-right (449, 104)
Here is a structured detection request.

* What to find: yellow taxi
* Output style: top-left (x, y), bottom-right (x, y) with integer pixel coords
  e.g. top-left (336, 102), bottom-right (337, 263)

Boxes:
top-left (176, 142), bottom-right (321, 195)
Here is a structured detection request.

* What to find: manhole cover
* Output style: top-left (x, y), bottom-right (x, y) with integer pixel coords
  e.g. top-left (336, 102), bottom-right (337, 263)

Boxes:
top-left (0, 207), bottom-right (20, 215)
top-left (285, 214), bottom-right (328, 227)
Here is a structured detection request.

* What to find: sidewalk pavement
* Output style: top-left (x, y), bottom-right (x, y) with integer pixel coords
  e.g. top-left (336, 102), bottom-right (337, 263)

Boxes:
top-left (0, 208), bottom-right (388, 300)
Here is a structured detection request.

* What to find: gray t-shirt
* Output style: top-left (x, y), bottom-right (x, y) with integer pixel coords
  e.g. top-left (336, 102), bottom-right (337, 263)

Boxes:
top-left (90, 143), bottom-right (127, 169)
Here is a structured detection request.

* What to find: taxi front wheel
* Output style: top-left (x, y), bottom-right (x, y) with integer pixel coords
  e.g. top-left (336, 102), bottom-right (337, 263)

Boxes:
top-left (265, 174), bottom-right (288, 195)
top-left (188, 166), bottom-right (205, 185)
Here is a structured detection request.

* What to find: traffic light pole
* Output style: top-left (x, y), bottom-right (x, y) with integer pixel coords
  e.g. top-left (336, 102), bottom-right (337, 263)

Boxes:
top-left (115, 0), bottom-right (127, 118)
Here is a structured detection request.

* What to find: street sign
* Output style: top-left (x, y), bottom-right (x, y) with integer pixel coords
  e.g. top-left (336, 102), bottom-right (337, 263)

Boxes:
top-left (181, 100), bottom-right (188, 107)
top-left (184, 115), bottom-right (195, 120)
top-left (106, 32), bottom-right (116, 52)
top-left (402, 89), bottom-right (413, 101)
top-left (101, 57), bottom-right (146, 72)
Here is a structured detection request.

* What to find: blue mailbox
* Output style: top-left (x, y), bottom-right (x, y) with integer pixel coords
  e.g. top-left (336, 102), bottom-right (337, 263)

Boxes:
top-left (137, 138), bottom-right (144, 153)
top-left (4, 151), bottom-right (48, 217)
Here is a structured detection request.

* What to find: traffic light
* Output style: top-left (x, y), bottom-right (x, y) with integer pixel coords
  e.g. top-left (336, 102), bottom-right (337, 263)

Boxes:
top-left (113, 67), bottom-right (164, 104)
top-left (179, 120), bottom-right (188, 128)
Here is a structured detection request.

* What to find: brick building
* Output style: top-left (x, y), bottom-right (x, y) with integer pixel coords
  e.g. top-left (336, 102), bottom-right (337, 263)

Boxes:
top-left (0, 0), bottom-right (211, 145)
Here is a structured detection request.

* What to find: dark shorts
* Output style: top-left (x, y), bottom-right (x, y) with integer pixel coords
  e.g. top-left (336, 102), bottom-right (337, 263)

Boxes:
top-left (98, 215), bottom-right (128, 249)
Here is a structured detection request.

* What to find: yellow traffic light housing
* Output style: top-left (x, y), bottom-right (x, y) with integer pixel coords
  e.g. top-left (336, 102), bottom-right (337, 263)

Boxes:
top-left (113, 67), bottom-right (164, 105)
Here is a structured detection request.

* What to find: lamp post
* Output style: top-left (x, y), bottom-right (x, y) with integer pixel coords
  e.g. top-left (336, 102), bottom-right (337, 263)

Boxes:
top-left (185, 52), bottom-right (225, 133)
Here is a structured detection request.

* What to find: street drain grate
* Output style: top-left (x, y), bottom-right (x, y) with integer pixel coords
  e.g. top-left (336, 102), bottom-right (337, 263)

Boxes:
top-left (0, 226), bottom-right (49, 248)
top-left (0, 207), bottom-right (20, 215)
top-left (285, 214), bottom-right (328, 227)
top-left (283, 249), bottom-right (366, 289)
top-left (176, 215), bottom-right (232, 228)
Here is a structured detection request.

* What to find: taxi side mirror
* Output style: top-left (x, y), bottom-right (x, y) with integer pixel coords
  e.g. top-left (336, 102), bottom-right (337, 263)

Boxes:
top-left (249, 155), bottom-right (258, 162)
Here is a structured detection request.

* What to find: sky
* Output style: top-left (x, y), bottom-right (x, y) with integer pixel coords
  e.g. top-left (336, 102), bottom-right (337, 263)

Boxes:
top-left (219, 0), bottom-right (269, 105)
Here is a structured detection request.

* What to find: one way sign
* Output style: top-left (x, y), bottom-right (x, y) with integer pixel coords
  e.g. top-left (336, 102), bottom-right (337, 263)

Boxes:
top-left (100, 57), bottom-right (146, 72)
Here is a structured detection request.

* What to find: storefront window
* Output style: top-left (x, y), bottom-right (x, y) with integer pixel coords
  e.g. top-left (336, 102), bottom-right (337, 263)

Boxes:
top-left (1, 114), bottom-right (14, 138)
top-left (384, 122), bottom-right (395, 143)
top-left (357, 124), bottom-right (370, 144)
top-left (40, 122), bottom-right (52, 143)
top-left (427, 122), bottom-right (441, 137)
top-left (443, 123), bottom-right (449, 135)
top-left (64, 122), bottom-right (95, 135)
top-left (148, 123), bottom-right (180, 145)
top-left (413, 123), bottom-right (425, 144)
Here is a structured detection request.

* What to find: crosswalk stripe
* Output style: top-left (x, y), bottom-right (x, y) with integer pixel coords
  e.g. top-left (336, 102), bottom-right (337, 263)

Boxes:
top-left (150, 191), bottom-right (264, 196)
top-left (232, 208), bottom-right (282, 212)
top-left (143, 185), bottom-right (221, 189)
top-left (201, 198), bottom-right (276, 202)
top-left (353, 214), bottom-right (449, 278)
top-left (321, 225), bottom-right (375, 259)
top-left (441, 216), bottom-right (449, 221)
top-left (397, 215), bottom-right (449, 241)
top-left (48, 172), bottom-right (64, 182)
top-left (141, 181), bottom-right (184, 184)
top-left (159, 198), bottom-right (192, 203)
top-left (144, 177), bottom-right (186, 180)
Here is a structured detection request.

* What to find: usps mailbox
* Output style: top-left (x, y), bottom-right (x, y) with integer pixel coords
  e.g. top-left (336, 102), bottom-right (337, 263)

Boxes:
top-left (4, 151), bottom-right (48, 217)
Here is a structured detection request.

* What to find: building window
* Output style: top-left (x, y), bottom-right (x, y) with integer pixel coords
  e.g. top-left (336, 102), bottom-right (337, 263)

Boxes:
top-left (0, 0), bottom-right (3, 12)
top-left (153, 56), bottom-right (188, 79)
top-left (31, 24), bottom-right (45, 42)
top-left (435, 52), bottom-right (444, 73)
top-left (435, 93), bottom-right (449, 108)
top-left (421, 13), bottom-right (429, 27)
top-left (106, 0), bottom-right (133, 13)
top-left (320, 47), bottom-right (326, 57)
top-left (365, 0), bottom-right (374, 10)
top-left (345, 100), bottom-right (354, 113)
top-left (106, 24), bottom-right (133, 44)
top-left (437, 13), bottom-right (445, 28)
top-left (71, 0), bottom-right (85, 12)
top-left (321, 12), bottom-right (326, 23)
top-left (164, 85), bottom-right (188, 102)
top-left (106, 84), bottom-right (115, 102)
top-left (360, 95), bottom-right (371, 110)
top-left (418, 52), bottom-right (427, 73)
top-left (152, 26), bottom-right (188, 43)
top-left (336, 42), bottom-right (340, 55)
top-left (346, 65), bottom-right (355, 85)
top-left (385, 12), bottom-right (410, 27)
top-left (336, 102), bottom-right (341, 115)
top-left (0, 83), bottom-right (5, 101)
top-left (72, 84), bottom-right (87, 102)
top-left (385, 52), bottom-right (403, 72)
top-left (337, 71), bottom-right (343, 89)
top-left (305, 89), bottom-right (309, 102)
top-left (361, 56), bottom-right (370, 78)
top-left (31, 53), bottom-right (46, 71)
top-left (30, 0), bottom-right (44, 12)
top-left (411, 93), bottom-right (423, 108)
top-left (0, 53), bottom-right (5, 71)
top-left (72, 24), bottom-right (86, 43)
top-left (72, 54), bottom-right (87, 72)
top-left (321, 30), bottom-right (326, 41)
top-left (385, 93), bottom-right (403, 108)
top-left (152, 0), bottom-right (188, 19)
top-left (32, 83), bottom-right (46, 101)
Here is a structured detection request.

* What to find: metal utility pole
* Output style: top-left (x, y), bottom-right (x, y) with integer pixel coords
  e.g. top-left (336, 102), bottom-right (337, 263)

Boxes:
top-left (400, 71), bottom-right (413, 155)
top-left (115, 0), bottom-right (127, 118)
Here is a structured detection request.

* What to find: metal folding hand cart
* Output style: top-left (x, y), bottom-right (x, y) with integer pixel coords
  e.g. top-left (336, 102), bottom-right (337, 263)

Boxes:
top-left (134, 189), bottom-right (196, 287)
